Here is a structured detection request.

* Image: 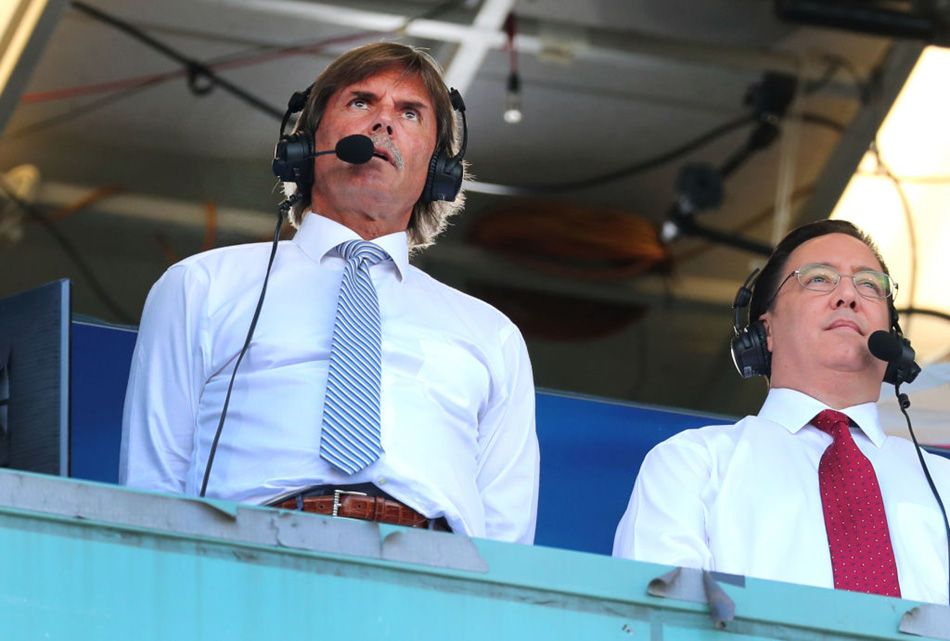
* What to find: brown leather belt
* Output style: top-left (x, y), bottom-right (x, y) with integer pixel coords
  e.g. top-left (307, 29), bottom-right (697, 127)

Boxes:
top-left (273, 487), bottom-right (450, 531)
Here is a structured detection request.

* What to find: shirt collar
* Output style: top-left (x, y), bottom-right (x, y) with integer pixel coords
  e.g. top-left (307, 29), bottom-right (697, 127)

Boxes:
top-left (292, 211), bottom-right (410, 281)
top-left (759, 387), bottom-right (886, 447)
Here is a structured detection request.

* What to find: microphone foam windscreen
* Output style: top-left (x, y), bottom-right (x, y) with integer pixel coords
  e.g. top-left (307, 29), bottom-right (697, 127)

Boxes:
top-left (868, 330), bottom-right (902, 363)
top-left (335, 135), bottom-right (374, 164)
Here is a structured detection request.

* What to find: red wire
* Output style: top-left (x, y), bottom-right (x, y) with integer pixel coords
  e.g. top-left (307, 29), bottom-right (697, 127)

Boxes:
top-left (504, 13), bottom-right (518, 73)
top-left (21, 69), bottom-right (182, 103)
top-left (20, 30), bottom-right (376, 104)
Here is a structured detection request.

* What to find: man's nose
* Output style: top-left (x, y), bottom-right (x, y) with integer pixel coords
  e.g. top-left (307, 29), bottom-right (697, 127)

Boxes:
top-left (372, 122), bottom-right (394, 136)
top-left (834, 277), bottom-right (859, 309)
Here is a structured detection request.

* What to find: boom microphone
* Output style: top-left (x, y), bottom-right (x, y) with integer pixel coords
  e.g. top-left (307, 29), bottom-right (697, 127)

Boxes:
top-left (273, 134), bottom-right (374, 184)
top-left (868, 330), bottom-right (902, 362)
top-left (868, 330), bottom-right (921, 386)
top-left (333, 134), bottom-right (375, 164)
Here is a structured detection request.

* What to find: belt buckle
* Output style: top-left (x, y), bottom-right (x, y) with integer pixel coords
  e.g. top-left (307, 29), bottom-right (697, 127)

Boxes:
top-left (331, 489), bottom-right (368, 517)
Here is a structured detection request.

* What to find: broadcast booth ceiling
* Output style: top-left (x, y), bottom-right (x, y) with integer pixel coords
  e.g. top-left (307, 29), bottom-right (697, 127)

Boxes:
top-left (0, 0), bottom-right (944, 419)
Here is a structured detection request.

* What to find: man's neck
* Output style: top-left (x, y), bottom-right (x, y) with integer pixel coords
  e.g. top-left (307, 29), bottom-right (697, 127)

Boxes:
top-left (771, 372), bottom-right (879, 409)
top-left (314, 209), bottom-right (408, 241)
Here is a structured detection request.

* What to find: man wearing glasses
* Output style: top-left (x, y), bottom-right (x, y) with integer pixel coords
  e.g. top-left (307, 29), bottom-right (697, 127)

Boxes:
top-left (613, 219), bottom-right (950, 604)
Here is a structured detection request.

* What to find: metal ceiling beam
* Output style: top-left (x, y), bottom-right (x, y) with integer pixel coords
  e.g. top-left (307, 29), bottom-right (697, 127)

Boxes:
top-left (0, 0), bottom-right (68, 134)
top-left (441, 0), bottom-right (515, 93)
top-left (797, 41), bottom-right (923, 223)
top-left (211, 0), bottom-right (865, 88)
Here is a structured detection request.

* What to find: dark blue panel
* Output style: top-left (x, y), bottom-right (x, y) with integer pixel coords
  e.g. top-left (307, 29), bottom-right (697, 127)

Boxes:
top-left (534, 392), bottom-right (732, 555)
top-left (67, 319), bottom-right (731, 554)
top-left (69, 321), bottom-right (137, 483)
top-left (0, 280), bottom-right (70, 475)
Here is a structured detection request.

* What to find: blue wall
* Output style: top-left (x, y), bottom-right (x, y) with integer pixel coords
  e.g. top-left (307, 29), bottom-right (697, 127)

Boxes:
top-left (70, 320), bottom-right (731, 555)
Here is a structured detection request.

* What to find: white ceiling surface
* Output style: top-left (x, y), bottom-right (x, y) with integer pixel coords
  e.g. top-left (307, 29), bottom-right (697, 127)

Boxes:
top-left (3, 0), bottom-right (944, 423)
top-left (5, 0), bottom-right (886, 257)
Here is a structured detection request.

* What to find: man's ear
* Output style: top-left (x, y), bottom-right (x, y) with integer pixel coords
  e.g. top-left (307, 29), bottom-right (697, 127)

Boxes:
top-left (759, 313), bottom-right (773, 353)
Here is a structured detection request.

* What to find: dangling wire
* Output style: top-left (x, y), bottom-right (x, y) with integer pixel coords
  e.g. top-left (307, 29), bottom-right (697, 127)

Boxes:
top-left (502, 13), bottom-right (522, 124)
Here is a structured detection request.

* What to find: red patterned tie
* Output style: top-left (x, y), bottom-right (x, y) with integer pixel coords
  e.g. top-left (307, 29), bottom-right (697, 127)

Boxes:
top-left (813, 409), bottom-right (901, 597)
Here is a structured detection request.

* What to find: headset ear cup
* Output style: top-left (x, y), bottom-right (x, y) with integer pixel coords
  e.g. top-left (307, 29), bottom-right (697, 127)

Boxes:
top-left (731, 320), bottom-right (771, 378)
top-left (421, 151), bottom-right (442, 204)
top-left (749, 320), bottom-right (771, 377)
top-left (731, 330), bottom-right (755, 378)
top-left (272, 130), bottom-right (314, 189)
top-left (421, 150), bottom-right (462, 203)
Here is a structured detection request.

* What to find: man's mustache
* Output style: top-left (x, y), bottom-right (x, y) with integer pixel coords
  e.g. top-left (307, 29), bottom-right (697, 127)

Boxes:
top-left (369, 133), bottom-right (404, 170)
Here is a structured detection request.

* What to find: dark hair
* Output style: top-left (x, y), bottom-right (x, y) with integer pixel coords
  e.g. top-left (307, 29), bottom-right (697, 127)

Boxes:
top-left (282, 42), bottom-right (466, 250)
top-left (749, 219), bottom-right (893, 325)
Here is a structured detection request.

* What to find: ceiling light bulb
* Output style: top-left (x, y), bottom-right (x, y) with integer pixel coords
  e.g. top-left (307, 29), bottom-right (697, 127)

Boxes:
top-left (503, 72), bottom-right (522, 124)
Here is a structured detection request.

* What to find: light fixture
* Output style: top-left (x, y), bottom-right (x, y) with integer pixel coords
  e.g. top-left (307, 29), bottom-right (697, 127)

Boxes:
top-left (503, 71), bottom-right (522, 124)
top-left (502, 12), bottom-right (522, 125)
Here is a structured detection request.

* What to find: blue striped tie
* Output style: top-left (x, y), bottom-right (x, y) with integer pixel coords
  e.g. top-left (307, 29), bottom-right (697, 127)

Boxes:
top-left (320, 240), bottom-right (390, 474)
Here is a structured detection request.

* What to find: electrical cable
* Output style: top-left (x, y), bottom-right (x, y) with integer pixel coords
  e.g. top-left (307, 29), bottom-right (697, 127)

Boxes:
top-left (859, 171), bottom-right (950, 184)
top-left (17, 2), bottom-right (843, 200)
top-left (3, 82), bottom-right (160, 142)
top-left (893, 383), bottom-right (950, 604)
top-left (800, 112), bottom-right (846, 133)
top-left (0, 176), bottom-right (134, 324)
top-left (46, 186), bottom-right (123, 221)
top-left (474, 109), bottom-right (841, 197)
top-left (467, 113), bottom-right (759, 197)
top-left (551, 113), bottom-right (756, 192)
top-left (70, 0), bottom-right (284, 119)
top-left (871, 141), bottom-right (919, 334)
top-left (671, 182), bottom-right (816, 266)
top-left (897, 307), bottom-right (950, 323)
top-left (20, 67), bottom-right (184, 104)
top-left (199, 211), bottom-right (282, 497)
top-left (803, 53), bottom-right (871, 105)
top-left (8, 0), bottom-right (463, 142)
top-left (202, 202), bottom-right (217, 251)
top-left (24, 0), bottom-right (465, 105)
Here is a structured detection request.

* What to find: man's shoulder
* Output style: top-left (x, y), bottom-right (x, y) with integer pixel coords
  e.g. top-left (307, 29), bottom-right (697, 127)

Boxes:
top-left (658, 419), bottom-right (744, 446)
top-left (172, 241), bottom-right (282, 272)
top-left (159, 241), bottom-right (285, 286)
top-left (406, 265), bottom-right (518, 331)
top-left (147, 242), bottom-right (287, 304)
top-left (647, 415), bottom-right (760, 459)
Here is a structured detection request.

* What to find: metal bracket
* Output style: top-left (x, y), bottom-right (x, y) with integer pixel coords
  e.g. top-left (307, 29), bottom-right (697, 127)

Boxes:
top-left (648, 566), bottom-right (743, 629)
top-left (900, 604), bottom-right (950, 640)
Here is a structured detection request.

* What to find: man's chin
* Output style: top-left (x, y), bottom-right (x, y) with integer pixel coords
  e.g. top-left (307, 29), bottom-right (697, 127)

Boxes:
top-left (819, 349), bottom-right (882, 375)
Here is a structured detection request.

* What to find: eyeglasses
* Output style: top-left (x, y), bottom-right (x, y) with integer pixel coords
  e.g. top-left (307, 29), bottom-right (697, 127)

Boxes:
top-left (772, 263), bottom-right (897, 301)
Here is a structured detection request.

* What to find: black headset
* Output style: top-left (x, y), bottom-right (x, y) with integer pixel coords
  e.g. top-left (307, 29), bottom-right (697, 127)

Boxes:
top-left (730, 268), bottom-right (771, 379)
top-left (730, 267), bottom-right (918, 384)
top-left (272, 84), bottom-right (468, 204)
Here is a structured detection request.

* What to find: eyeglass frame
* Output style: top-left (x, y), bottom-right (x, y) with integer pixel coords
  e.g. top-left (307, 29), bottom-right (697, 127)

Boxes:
top-left (766, 262), bottom-right (898, 309)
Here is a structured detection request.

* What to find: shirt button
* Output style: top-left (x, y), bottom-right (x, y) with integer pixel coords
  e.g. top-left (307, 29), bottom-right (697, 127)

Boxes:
top-left (377, 477), bottom-right (387, 485)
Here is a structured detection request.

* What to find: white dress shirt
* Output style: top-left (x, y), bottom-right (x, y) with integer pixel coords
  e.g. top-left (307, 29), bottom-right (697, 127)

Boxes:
top-left (120, 212), bottom-right (540, 544)
top-left (613, 388), bottom-right (950, 604)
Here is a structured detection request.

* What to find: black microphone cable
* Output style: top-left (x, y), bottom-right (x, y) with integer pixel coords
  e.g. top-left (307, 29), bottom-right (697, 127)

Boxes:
top-left (199, 209), bottom-right (282, 497)
top-left (199, 135), bottom-right (374, 497)
top-left (871, 329), bottom-right (950, 603)
top-left (891, 383), bottom-right (950, 604)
